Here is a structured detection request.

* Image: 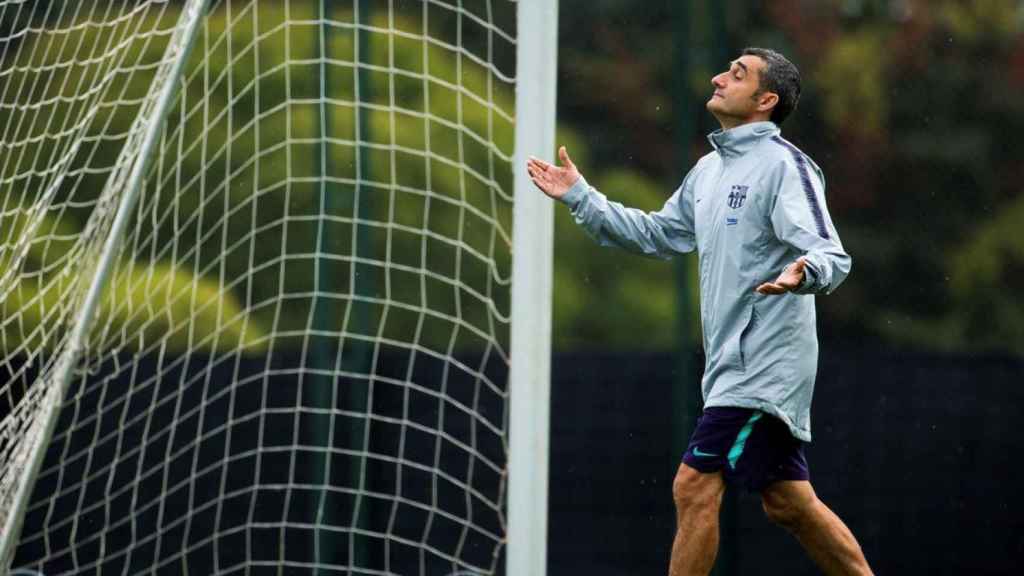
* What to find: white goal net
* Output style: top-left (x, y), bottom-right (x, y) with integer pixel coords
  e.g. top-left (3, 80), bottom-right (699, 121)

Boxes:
top-left (0, 0), bottom-right (537, 574)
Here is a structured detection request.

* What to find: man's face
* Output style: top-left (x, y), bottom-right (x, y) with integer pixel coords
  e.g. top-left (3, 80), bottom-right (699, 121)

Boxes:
top-left (706, 55), bottom-right (769, 125)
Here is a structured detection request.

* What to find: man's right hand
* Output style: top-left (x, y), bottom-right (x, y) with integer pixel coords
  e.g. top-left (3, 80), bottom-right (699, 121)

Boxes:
top-left (526, 146), bottom-right (581, 200)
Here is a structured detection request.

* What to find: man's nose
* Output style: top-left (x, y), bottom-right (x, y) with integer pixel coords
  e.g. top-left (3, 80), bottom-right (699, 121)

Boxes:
top-left (711, 73), bottom-right (726, 88)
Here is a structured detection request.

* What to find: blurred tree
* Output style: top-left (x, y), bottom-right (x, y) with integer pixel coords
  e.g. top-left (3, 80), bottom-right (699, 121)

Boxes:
top-left (766, 0), bottom-right (1024, 354)
top-left (0, 1), bottom-right (683, 354)
top-left (556, 0), bottom-right (1024, 355)
top-left (12, 0), bottom-right (1022, 356)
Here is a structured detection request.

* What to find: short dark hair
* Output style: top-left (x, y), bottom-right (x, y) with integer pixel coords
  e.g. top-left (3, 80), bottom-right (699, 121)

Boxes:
top-left (742, 47), bottom-right (801, 125)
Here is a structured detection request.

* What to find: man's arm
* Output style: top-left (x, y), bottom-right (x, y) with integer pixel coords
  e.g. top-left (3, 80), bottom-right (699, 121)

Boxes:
top-left (757, 158), bottom-right (851, 295)
top-left (527, 147), bottom-right (697, 259)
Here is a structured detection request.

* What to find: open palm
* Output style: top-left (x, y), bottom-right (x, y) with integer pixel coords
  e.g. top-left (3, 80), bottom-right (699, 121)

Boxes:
top-left (527, 146), bottom-right (581, 200)
top-left (756, 256), bottom-right (808, 295)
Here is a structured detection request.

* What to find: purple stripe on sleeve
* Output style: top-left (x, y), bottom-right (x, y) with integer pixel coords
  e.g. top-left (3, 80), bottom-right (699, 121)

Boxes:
top-left (772, 136), bottom-right (830, 239)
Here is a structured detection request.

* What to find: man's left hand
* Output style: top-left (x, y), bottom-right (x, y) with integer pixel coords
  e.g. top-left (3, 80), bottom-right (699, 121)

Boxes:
top-left (756, 256), bottom-right (807, 295)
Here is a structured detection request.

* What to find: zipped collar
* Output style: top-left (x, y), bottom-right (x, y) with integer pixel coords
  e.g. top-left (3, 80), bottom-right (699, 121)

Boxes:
top-left (707, 121), bottom-right (780, 159)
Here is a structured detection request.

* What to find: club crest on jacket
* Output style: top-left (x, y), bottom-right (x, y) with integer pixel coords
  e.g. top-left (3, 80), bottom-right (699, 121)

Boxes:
top-left (727, 185), bottom-right (748, 209)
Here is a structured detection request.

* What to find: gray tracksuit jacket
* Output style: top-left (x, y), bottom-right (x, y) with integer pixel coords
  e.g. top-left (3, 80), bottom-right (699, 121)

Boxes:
top-left (560, 121), bottom-right (850, 441)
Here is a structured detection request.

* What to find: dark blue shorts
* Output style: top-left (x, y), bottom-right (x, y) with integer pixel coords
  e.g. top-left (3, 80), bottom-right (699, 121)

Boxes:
top-left (681, 407), bottom-right (809, 492)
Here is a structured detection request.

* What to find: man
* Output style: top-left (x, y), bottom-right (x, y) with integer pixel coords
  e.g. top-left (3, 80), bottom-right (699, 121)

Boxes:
top-left (526, 48), bottom-right (873, 575)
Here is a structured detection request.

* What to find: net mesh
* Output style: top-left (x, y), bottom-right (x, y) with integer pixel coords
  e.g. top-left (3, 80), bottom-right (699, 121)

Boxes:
top-left (0, 0), bottom-right (519, 574)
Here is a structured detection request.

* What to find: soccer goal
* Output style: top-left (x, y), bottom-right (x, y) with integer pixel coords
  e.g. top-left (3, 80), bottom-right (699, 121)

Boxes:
top-left (0, 0), bottom-right (556, 574)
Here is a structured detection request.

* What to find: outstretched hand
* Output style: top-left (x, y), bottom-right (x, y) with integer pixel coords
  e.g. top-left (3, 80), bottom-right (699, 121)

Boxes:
top-left (527, 146), bottom-right (581, 200)
top-left (756, 256), bottom-right (808, 295)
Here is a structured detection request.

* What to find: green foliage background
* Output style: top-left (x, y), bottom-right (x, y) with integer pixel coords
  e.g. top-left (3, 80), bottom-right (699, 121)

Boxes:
top-left (560, 0), bottom-right (1024, 355)
top-left (5, 0), bottom-right (1022, 356)
top-left (1, 1), bottom-right (678, 357)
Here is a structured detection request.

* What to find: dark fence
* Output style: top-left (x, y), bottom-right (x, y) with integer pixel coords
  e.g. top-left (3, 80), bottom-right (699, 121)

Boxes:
top-left (549, 348), bottom-right (1024, 576)
top-left (8, 346), bottom-right (1023, 574)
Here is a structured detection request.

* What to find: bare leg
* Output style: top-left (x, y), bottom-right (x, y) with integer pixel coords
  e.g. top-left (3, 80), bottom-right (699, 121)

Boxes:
top-left (669, 463), bottom-right (726, 576)
top-left (761, 481), bottom-right (873, 576)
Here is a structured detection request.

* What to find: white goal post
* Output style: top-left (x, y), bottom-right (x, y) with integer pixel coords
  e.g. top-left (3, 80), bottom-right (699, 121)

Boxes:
top-left (508, 1), bottom-right (558, 575)
top-left (0, 0), bottom-right (557, 574)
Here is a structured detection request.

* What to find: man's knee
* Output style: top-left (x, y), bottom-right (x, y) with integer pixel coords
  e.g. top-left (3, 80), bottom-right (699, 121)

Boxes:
top-left (761, 484), bottom-right (815, 531)
top-left (672, 463), bottom-right (723, 515)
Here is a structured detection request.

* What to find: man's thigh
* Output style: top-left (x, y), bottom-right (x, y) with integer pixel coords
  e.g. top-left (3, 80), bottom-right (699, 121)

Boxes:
top-left (761, 479), bottom-right (818, 512)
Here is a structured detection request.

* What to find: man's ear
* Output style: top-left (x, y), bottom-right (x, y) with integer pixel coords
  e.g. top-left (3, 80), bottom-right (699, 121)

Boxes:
top-left (758, 92), bottom-right (779, 113)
